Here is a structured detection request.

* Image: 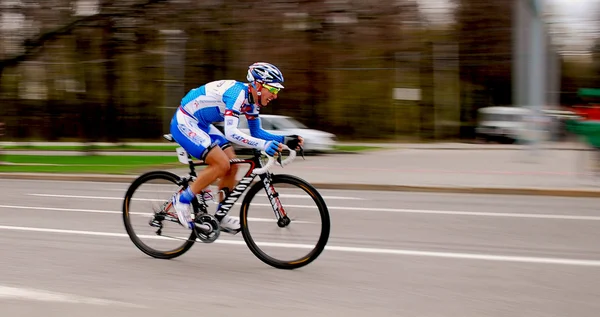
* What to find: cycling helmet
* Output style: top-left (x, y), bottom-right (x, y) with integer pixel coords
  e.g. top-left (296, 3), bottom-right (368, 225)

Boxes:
top-left (246, 62), bottom-right (285, 89)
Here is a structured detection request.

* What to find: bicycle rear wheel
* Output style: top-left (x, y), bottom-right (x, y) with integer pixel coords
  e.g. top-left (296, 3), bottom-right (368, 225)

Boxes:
top-left (239, 174), bottom-right (330, 269)
top-left (122, 171), bottom-right (197, 259)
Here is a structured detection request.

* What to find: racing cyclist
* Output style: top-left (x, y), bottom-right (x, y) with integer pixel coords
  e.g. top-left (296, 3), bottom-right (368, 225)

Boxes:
top-left (169, 62), bottom-right (303, 234)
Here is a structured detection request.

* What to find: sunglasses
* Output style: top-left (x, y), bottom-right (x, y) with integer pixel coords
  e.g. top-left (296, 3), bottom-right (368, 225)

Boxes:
top-left (262, 84), bottom-right (280, 95)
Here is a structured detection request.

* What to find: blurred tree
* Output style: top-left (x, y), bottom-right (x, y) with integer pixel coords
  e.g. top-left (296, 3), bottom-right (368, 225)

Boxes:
top-left (453, 0), bottom-right (513, 138)
top-left (0, 0), bottom-right (551, 142)
top-left (591, 39), bottom-right (600, 87)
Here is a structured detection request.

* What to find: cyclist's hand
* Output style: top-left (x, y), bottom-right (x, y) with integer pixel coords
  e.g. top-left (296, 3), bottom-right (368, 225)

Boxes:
top-left (264, 140), bottom-right (281, 157)
top-left (284, 135), bottom-right (304, 150)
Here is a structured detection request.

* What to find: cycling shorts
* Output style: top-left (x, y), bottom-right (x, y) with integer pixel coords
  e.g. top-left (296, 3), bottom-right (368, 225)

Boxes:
top-left (169, 108), bottom-right (230, 160)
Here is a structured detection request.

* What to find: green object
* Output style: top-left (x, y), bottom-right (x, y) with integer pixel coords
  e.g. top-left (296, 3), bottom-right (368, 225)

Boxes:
top-left (565, 119), bottom-right (600, 148)
top-left (0, 155), bottom-right (182, 174)
top-left (2, 145), bottom-right (180, 151)
top-left (578, 88), bottom-right (600, 98)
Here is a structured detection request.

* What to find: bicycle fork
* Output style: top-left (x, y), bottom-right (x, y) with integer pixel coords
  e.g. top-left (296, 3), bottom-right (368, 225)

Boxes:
top-left (261, 175), bottom-right (291, 228)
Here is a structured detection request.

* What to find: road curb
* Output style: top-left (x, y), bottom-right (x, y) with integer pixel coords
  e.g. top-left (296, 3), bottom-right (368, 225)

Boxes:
top-left (2, 173), bottom-right (600, 198)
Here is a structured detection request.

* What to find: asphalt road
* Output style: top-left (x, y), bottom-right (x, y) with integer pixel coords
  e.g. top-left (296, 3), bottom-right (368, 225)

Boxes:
top-left (1, 179), bottom-right (600, 316)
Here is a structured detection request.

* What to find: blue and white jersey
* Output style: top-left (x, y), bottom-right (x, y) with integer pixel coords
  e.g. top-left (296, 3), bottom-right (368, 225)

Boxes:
top-left (177, 80), bottom-right (283, 150)
top-left (179, 80), bottom-right (256, 123)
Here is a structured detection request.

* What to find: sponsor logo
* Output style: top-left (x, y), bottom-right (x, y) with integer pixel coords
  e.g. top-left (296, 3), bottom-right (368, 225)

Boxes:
top-left (216, 176), bottom-right (253, 216)
top-left (178, 124), bottom-right (205, 146)
top-left (231, 133), bottom-right (259, 147)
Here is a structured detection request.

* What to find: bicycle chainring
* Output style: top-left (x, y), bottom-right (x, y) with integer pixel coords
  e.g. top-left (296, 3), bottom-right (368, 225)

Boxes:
top-left (193, 213), bottom-right (220, 243)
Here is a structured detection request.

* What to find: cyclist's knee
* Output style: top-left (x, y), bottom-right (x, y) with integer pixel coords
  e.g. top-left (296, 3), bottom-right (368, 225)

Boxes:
top-left (214, 158), bottom-right (231, 177)
top-left (222, 146), bottom-right (238, 175)
top-left (228, 162), bottom-right (239, 175)
top-left (205, 147), bottom-right (230, 177)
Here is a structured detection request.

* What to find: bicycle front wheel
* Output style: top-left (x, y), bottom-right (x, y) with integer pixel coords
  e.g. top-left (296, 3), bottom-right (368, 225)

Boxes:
top-left (240, 174), bottom-right (330, 269)
top-left (122, 171), bottom-right (197, 259)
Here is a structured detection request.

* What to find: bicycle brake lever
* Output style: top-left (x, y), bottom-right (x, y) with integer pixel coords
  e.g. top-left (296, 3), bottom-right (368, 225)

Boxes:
top-left (299, 145), bottom-right (305, 160)
top-left (277, 151), bottom-right (283, 166)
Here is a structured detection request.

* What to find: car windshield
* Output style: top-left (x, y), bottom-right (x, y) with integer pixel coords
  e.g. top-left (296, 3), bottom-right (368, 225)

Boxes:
top-left (275, 117), bottom-right (308, 129)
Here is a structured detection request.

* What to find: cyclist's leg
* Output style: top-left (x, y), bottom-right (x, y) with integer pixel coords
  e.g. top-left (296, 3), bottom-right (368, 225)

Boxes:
top-left (169, 114), bottom-right (231, 229)
top-left (206, 124), bottom-right (239, 202)
top-left (206, 124), bottom-right (241, 233)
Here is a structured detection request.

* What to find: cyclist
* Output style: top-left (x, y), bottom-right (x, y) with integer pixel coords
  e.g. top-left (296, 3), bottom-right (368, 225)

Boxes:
top-left (169, 62), bottom-right (303, 234)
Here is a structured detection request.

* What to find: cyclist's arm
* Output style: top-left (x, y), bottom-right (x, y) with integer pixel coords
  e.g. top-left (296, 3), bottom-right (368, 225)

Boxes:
top-left (222, 88), bottom-right (270, 149)
top-left (244, 113), bottom-right (285, 144)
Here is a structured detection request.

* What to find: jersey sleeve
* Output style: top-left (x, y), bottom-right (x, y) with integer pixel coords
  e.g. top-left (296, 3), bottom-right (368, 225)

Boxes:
top-left (247, 116), bottom-right (285, 144)
top-left (223, 109), bottom-right (270, 150)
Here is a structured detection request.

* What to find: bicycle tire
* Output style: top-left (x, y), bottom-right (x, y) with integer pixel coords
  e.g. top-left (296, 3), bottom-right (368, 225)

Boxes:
top-left (239, 174), bottom-right (331, 269)
top-left (122, 170), bottom-right (197, 259)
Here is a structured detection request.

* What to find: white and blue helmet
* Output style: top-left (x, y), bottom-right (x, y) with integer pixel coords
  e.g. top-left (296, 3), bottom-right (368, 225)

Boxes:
top-left (247, 62), bottom-right (285, 89)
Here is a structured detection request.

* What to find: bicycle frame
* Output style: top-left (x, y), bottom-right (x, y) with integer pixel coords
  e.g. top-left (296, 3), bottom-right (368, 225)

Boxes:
top-left (179, 149), bottom-right (287, 222)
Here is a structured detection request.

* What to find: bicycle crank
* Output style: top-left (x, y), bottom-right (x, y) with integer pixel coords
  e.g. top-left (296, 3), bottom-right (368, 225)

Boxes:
top-left (194, 213), bottom-right (220, 243)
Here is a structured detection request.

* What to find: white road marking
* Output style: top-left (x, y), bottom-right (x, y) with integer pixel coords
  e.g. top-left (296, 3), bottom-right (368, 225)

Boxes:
top-left (258, 193), bottom-right (364, 200)
top-left (252, 204), bottom-right (600, 221)
top-left (0, 205), bottom-right (314, 224)
top-left (0, 285), bottom-right (144, 308)
top-left (22, 194), bottom-right (600, 221)
top-left (29, 194), bottom-right (160, 201)
top-left (0, 204), bottom-right (121, 214)
top-left (99, 188), bottom-right (366, 200)
top-left (1, 225), bottom-right (600, 267)
top-left (29, 193), bottom-right (363, 201)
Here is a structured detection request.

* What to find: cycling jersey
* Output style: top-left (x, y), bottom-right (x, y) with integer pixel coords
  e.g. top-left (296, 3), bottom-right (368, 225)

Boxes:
top-left (169, 79), bottom-right (284, 160)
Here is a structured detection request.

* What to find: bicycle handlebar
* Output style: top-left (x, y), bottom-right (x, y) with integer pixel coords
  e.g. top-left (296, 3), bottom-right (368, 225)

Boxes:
top-left (253, 144), bottom-right (297, 175)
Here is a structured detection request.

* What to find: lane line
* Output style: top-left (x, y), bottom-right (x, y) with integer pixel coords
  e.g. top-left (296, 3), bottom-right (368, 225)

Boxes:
top-left (1, 224), bottom-right (600, 267)
top-left (30, 194), bottom-right (156, 201)
top-left (0, 205), bottom-right (314, 224)
top-left (271, 204), bottom-right (600, 221)
top-left (29, 193), bottom-right (363, 201)
top-left (99, 189), bottom-right (365, 200)
top-left (0, 285), bottom-right (145, 308)
top-left (24, 194), bottom-right (600, 221)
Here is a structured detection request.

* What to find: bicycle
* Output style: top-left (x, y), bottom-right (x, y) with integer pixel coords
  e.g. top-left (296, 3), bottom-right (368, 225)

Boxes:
top-left (122, 134), bottom-right (331, 270)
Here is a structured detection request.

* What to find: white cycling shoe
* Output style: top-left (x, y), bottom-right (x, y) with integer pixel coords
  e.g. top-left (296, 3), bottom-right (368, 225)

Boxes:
top-left (172, 192), bottom-right (240, 234)
top-left (219, 215), bottom-right (240, 234)
top-left (172, 194), bottom-right (194, 229)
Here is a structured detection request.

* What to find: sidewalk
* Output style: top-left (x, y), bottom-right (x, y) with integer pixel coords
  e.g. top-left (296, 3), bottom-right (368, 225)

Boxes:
top-left (3, 145), bottom-right (600, 197)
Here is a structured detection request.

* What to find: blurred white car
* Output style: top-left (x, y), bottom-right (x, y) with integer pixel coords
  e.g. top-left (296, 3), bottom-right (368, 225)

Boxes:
top-left (215, 114), bottom-right (337, 153)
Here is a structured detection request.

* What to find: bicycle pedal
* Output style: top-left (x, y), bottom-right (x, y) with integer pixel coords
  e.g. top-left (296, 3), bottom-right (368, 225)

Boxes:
top-left (149, 219), bottom-right (163, 228)
top-left (219, 226), bottom-right (241, 235)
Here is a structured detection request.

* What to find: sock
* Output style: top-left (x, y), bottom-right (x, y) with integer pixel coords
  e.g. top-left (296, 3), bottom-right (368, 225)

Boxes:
top-left (178, 187), bottom-right (195, 204)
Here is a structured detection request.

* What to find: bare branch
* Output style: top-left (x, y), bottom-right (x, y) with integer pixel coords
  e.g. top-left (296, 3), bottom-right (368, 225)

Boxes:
top-left (0, 0), bottom-right (168, 69)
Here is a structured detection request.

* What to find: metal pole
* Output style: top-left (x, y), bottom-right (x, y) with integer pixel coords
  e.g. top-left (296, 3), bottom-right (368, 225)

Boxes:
top-left (527, 0), bottom-right (546, 152)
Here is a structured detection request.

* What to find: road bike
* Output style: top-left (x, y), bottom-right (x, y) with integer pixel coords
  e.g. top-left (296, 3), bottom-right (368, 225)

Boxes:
top-left (122, 134), bottom-right (331, 270)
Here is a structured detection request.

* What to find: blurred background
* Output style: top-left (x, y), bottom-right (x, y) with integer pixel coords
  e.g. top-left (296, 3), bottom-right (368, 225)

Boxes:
top-left (0, 0), bottom-right (598, 144)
